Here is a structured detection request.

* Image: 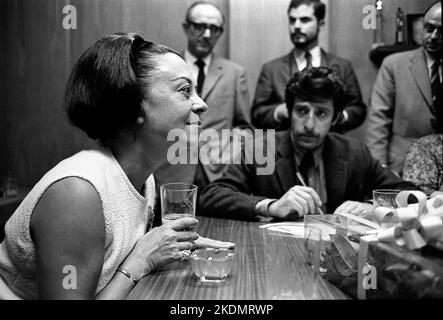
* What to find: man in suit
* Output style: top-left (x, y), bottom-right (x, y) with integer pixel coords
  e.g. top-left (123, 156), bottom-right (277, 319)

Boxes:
top-left (199, 67), bottom-right (415, 221)
top-left (154, 1), bottom-right (251, 192)
top-left (366, 1), bottom-right (441, 176)
top-left (251, 0), bottom-right (366, 133)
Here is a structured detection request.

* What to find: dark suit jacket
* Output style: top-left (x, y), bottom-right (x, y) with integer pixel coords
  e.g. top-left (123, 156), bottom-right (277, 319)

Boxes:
top-left (366, 47), bottom-right (435, 175)
top-left (251, 49), bottom-right (366, 133)
top-left (198, 132), bottom-right (416, 220)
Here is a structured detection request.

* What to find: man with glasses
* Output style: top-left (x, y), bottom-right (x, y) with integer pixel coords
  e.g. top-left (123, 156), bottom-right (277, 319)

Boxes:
top-left (155, 1), bottom-right (251, 194)
top-left (251, 0), bottom-right (366, 133)
top-left (366, 1), bottom-right (441, 176)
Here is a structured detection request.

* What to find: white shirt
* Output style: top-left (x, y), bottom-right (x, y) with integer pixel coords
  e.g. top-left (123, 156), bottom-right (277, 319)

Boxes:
top-left (184, 50), bottom-right (212, 84)
top-left (293, 45), bottom-right (321, 71)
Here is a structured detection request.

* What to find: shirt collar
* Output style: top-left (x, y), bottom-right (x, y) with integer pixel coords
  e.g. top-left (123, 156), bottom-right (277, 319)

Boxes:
top-left (293, 45), bottom-right (321, 67)
top-left (424, 50), bottom-right (441, 74)
top-left (290, 134), bottom-right (325, 168)
top-left (184, 50), bottom-right (212, 68)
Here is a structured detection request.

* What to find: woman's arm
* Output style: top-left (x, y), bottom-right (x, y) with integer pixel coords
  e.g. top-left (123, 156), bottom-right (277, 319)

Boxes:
top-left (30, 177), bottom-right (105, 299)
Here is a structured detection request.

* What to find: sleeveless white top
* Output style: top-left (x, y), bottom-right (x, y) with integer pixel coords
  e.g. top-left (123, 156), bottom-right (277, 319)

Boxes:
top-left (0, 146), bottom-right (156, 299)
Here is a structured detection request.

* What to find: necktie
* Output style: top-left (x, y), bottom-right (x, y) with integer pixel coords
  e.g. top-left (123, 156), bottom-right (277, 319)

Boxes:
top-left (431, 60), bottom-right (441, 114)
top-left (305, 51), bottom-right (313, 70)
top-left (298, 152), bottom-right (314, 185)
top-left (195, 59), bottom-right (206, 97)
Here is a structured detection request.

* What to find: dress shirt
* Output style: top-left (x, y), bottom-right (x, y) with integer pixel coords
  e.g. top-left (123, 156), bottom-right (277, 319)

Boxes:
top-left (293, 45), bottom-right (321, 71)
top-left (184, 50), bottom-right (212, 87)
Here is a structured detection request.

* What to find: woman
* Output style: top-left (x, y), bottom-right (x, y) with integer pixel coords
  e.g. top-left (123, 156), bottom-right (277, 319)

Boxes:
top-left (0, 33), bottom-right (232, 299)
top-left (403, 95), bottom-right (443, 196)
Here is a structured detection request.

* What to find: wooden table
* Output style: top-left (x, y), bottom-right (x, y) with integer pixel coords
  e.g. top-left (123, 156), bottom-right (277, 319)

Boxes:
top-left (127, 216), bottom-right (348, 300)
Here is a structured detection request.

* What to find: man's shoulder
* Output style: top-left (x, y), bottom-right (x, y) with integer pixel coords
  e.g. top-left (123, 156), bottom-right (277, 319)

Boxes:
top-left (323, 51), bottom-right (354, 71)
top-left (382, 47), bottom-right (422, 66)
top-left (261, 53), bottom-right (292, 70)
top-left (326, 133), bottom-right (367, 154)
top-left (213, 55), bottom-right (245, 72)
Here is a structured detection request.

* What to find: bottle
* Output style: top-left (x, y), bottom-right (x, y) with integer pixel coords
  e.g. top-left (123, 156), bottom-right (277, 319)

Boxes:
top-left (373, 0), bottom-right (385, 48)
top-left (395, 7), bottom-right (405, 44)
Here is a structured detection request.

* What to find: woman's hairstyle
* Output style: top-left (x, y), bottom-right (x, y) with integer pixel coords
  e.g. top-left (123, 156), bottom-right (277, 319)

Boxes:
top-left (285, 66), bottom-right (345, 117)
top-left (64, 32), bottom-right (180, 141)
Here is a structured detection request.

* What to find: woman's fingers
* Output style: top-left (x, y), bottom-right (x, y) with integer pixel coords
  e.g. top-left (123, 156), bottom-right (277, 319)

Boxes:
top-left (175, 231), bottom-right (199, 242)
top-left (165, 217), bottom-right (198, 231)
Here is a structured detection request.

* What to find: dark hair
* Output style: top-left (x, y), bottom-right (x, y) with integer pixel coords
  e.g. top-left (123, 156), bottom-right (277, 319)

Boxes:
top-left (423, 1), bottom-right (441, 18)
top-left (185, 1), bottom-right (225, 25)
top-left (285, 67), bottom-right (345, 117)
top-left (64, 32), bottom-right (180, 141)
top-left (287, 0), bottom-right (326, 21)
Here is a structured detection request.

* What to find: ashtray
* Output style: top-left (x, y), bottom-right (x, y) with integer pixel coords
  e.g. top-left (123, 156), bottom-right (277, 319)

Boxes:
top-left (190, 248), bottom-right (235, 282)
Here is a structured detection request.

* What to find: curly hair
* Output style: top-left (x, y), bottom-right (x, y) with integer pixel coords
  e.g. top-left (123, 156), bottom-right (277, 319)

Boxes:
top-left (285, 66), bottom-right (346, 118)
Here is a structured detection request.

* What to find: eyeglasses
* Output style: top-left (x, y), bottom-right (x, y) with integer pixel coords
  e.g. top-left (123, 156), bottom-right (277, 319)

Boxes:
top-left (186, 21), bottom-right (223, 36)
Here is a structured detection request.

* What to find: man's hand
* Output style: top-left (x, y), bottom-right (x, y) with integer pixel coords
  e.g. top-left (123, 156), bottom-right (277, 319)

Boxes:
top-left (268, 186), bottom-right (323, 219)
top-left (273, 103), bottom-right (289, 123)
top-left (333, 201), bottom-right (373, 215)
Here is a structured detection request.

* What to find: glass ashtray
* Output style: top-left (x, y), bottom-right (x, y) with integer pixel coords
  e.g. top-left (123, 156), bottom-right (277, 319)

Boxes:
top-left (190, 248), bottom-right (235, 282)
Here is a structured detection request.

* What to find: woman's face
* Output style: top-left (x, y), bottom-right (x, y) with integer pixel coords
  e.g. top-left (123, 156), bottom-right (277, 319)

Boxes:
top-left (142, 53), bottom-right (208, 141)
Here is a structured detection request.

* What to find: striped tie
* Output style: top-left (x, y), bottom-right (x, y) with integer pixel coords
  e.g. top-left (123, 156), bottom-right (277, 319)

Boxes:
top-left (431, 60), bottom-right (441, 115)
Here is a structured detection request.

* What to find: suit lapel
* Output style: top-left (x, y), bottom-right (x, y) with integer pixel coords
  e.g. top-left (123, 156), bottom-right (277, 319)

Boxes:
top-left (320, 49), bottom-right (329, 67)
top-left (410, 48), bottom-right (432, 108)
top-left (202, 55), bottom-right (223, 100)
top-left (275, 132), bottom-right (298, 191)
top-left (323, 135), bottom-right (347, 208)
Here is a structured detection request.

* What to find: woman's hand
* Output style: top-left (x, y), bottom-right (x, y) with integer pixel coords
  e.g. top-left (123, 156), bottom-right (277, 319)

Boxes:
top-left (122, 217), bottom-right (199, 278)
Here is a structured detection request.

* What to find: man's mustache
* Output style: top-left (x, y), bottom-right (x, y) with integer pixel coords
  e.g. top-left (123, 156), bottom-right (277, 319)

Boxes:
top-left (292, 31), bottom-right (306, 37)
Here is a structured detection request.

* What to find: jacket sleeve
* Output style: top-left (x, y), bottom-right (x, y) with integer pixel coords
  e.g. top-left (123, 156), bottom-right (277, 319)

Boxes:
top-left (361, 142), bottom-right (418, 200)
top-left (366, 57), bottom-right (396, 165)
top-left (333, 61), bottom-right (367, 132)
top-left (198, 156), bottom-right (267, 221)
top-left (233, 67), bottom-right (252, 129)
top-left (251, 65), bottom-right (289, 130)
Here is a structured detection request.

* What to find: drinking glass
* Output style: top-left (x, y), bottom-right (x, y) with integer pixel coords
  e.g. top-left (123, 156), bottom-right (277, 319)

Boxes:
top-left (373, 189), bottom-right (401, 209)
top-left (160, 182), bottom-right (197, 231)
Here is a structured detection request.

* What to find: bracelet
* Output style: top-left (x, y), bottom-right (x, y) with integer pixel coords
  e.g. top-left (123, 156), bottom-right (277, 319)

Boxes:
top-left (116, 267), bottom-right (141, 285)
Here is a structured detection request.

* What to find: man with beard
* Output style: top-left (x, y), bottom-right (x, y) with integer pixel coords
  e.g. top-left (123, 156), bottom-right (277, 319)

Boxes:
top-left (154, 1), bottom-right (251, 192)
top-left (251, 0), bottom-right (366, 133)
top-left (366, 1), bottom-right (442, 176)
top-left (199, 67), bottom-right (416, 221)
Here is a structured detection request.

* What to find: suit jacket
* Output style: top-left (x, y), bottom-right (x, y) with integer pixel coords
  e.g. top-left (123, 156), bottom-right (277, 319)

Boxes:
top-left (154, 54), bottom-right (251, 186)
top-left (366, 47), bottom-right (434, 175)
top-left (198, 131), bottom-right (416, 220)
top-left (251, 49), bottom-right (366, 132)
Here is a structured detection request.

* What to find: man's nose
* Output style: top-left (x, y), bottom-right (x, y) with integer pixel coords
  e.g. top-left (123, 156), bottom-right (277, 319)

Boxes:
top-left (294, 19), bottom-right (302, 29)
top-left (304, 112), bottom-right (316, 130)
top-left (430, 28), bottom-right (441, 39)
top-left (202, 27), bottom-right (212, 38)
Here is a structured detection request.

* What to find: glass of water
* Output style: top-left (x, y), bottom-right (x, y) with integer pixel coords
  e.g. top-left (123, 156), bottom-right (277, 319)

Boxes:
top-left (160, 182), bottom-right (197, 231)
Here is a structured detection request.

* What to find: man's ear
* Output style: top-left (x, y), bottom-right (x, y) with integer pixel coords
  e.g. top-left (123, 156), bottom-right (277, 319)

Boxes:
top-left (319, 19), bottom-right (325, 27)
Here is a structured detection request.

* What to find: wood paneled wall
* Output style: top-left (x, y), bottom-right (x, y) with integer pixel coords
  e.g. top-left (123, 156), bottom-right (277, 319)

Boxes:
top-left (0, 0), bottom-right (228, 187)
top-left (0, 0), bottom-right (436, 188)
top-left (327, 0), bottom-right (435, 140)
